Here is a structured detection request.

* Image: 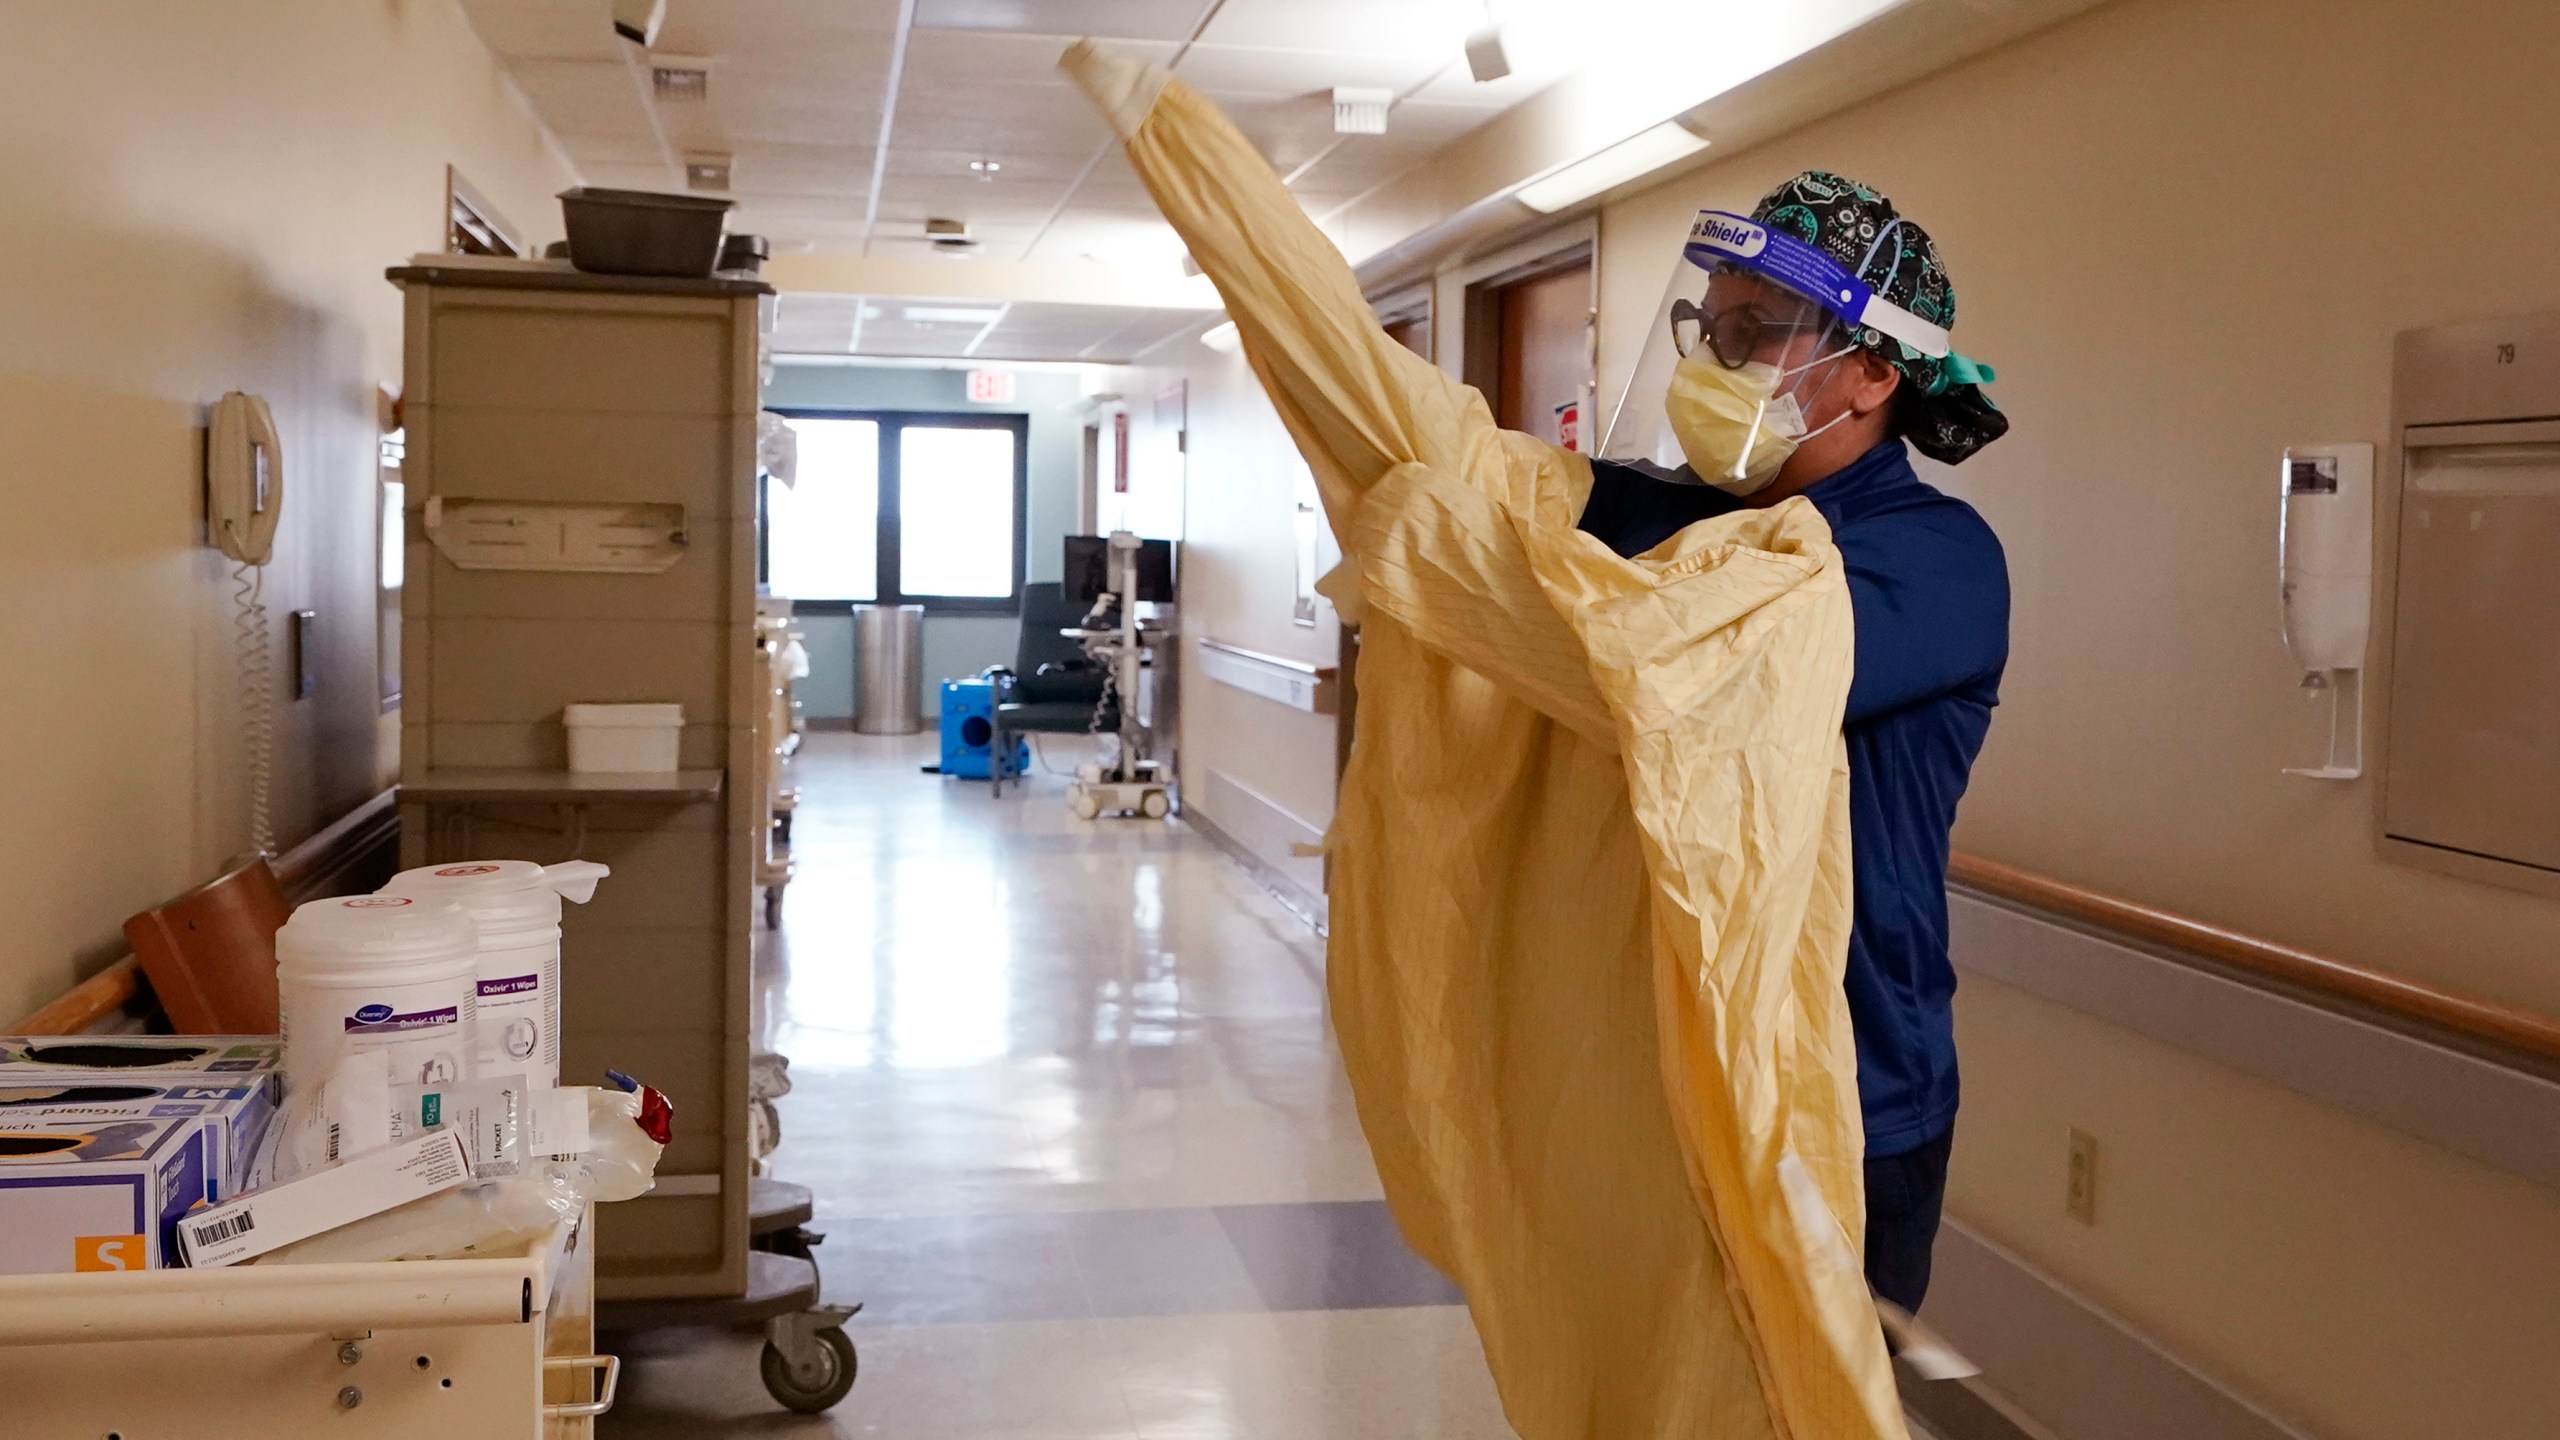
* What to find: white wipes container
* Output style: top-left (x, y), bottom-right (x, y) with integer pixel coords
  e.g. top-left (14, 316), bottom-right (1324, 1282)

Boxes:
top-left (377, 859), bottom-right (609, 1086)
top-left (275, 895), bottom-right (479, 1092)
top-left (564, 702), bottom-right (683, 773)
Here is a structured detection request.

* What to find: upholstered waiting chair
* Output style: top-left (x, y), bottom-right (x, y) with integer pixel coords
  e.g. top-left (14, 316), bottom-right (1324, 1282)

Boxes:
top-left (123, 857), bottom-right (290, 1033)
top-left (990, 582), bottom-right (1116, 797)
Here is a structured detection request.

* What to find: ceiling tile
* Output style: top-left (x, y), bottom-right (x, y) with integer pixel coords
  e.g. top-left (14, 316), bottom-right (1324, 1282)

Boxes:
top-left (731, 143), bottom-right (876, 199)
top-left (457, 0), bottom-right (621, 61)
top-left (577, 161), bottom-right (684, 191)
top-left (509, 58), bottom-right (652, 138)
top-left (1193, 0), bottom-right (1474, 57)
top-left (914, 0), bottom-right (1214, 42)
top-left (657, 0), bottom-right (908, 54)
top-left (904, 28), bottom-right (1178, 88)
top-left (1170, 43), bottom-right (1448, 97)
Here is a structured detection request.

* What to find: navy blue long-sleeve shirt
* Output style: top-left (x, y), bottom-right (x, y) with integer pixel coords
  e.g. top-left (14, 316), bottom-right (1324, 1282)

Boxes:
top-left (1578, 438), bottom-right (2007, 1156)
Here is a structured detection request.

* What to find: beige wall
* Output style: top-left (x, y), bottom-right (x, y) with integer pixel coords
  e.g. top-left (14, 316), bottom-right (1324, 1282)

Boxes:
top-left (0, 1), bottom-right (571, 1020)
top-left (1586, 0), bottom-right (2560, 1433)
top-left (1601, 0), bottom-right (2560, 1018)
top-left (1139, 341), bottom-right (1339, 894)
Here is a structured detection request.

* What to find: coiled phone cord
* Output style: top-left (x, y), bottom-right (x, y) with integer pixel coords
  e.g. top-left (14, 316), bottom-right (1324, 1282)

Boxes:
top-left (232, 559), bottom-right (275, 857)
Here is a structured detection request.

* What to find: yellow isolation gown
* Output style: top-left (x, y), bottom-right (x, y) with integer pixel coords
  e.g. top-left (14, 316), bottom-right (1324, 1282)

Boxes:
top-left (1060, 41), bottom-right (1904, 1440)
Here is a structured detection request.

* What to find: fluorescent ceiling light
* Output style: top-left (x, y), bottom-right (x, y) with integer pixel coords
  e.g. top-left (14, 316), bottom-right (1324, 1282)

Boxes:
top-left (902, 305), bottom-right (1006, 325)
top-left (1199, 320), bottom-right (1242, 353)
top-left (1516, 121), bottom-right (1710, 214)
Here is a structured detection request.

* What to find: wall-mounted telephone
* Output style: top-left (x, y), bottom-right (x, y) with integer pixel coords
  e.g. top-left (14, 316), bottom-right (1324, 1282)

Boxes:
top-left (209, 392), bottom-right (283, 565)
top-left (208, 392), bottom-right (284, 856)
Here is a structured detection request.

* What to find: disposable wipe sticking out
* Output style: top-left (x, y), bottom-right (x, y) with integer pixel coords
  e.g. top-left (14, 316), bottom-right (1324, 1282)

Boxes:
top-left (179, 1128), bottom-right (474, 1268)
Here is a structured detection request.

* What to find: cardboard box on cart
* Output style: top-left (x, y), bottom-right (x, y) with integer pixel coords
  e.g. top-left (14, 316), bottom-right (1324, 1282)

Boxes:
top-left (0, 1076), bottom-right (278, 1199)
top-left (0, 1036), bottom-right (280, 1086)
top-left (0, 1115), bottom-right (212, 1273)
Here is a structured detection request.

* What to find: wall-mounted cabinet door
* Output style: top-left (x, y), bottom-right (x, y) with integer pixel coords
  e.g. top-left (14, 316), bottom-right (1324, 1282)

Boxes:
top-left (2383, 435), bottom-right (2560, 878)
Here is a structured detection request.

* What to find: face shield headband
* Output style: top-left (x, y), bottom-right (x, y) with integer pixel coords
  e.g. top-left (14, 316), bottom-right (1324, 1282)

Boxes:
top-left (1684, 210), bottom-right (1953, 362)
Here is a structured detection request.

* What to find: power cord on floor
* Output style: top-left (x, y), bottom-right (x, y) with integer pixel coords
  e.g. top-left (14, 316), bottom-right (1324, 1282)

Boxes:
top-left (1028, 735), bottom-right (1081, 778)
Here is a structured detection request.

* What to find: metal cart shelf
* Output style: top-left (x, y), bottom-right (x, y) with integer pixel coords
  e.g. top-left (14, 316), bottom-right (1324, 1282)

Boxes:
top-left (0, 1217), bottom-right (608, 1437)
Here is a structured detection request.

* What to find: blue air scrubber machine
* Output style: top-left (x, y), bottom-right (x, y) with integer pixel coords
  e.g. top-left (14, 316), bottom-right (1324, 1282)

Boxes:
top-left (939, 676), bottom-right (1028, 781)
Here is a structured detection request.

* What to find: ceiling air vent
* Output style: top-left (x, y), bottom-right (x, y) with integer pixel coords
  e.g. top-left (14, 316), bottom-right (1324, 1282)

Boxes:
top-left (685, 153), bottom-right (733, 192)
top-left (925, 217), bottom-right (977, 255)
top-left (1332, 87), bottom-right (1391, 136)
top-left (652, 63), bottom-right (710, 103)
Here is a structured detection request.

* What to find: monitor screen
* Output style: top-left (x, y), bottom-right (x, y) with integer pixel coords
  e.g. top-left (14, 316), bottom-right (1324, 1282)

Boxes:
top-left (1063, 535), bottom-right (1176, 604)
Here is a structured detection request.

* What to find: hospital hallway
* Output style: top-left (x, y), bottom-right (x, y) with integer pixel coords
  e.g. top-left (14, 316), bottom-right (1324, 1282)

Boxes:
top-left (16, 3), bottom-right (2560, 1436)
top-left (600, 732), bottom-right (1516, 1438)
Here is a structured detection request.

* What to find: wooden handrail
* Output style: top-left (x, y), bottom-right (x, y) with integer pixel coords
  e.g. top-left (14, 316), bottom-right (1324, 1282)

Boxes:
top-left (14, 956), bottom-right (145, 1036)
top-left (1949, 851), bottom-right (2560, 1066)
top-left (9, 786), bottom-right (400, 1036)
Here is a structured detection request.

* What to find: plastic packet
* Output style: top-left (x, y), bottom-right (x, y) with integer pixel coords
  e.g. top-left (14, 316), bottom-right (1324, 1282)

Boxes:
top-left (247, 1050), bottom-right (391, 1191)
top-left (389, 1074), bottom-right (527, 1178)
top-left (255, 1077), bottom-right (671, 1264)
top-left (249, 1167), bottom-right (583, 1265)
top-left (577, 1076), bottom-right (670, 1202)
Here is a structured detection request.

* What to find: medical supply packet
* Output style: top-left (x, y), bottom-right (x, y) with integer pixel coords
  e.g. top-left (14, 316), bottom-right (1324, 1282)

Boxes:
top-left (0, 1074), bottom-right (279, 1199)
top-left (179, 1127), bottom-right (474, 1268)
top-left (0, 1113), bottom-right (213, 1272)
top-left (386, 1074), bottom-right (589, 1177)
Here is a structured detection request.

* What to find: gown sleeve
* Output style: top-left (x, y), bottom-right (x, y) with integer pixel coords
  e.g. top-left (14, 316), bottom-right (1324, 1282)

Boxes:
top-left (1059, 41), bottom-right (1616, 743)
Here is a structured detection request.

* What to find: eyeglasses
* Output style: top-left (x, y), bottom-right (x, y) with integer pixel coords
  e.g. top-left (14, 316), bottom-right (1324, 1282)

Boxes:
top-left (1669, 296), bottom-right (1830, 370)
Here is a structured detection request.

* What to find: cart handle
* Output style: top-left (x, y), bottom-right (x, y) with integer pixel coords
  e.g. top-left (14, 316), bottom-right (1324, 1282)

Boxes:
top-left (542, 1353), bottom-right (621, 1419)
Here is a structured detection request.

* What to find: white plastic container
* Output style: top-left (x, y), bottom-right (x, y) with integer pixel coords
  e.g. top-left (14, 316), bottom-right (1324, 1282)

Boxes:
top-left (274, 895), bottom-right (479, 1092)
top-left (564, 702), bottom-right (683, 773)
top-left (377, 859), bottom-right (610, 1086)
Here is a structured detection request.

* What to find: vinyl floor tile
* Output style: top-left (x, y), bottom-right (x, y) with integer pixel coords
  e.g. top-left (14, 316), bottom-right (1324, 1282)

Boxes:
top-left (602, 736), bottom-right (1509, 1439)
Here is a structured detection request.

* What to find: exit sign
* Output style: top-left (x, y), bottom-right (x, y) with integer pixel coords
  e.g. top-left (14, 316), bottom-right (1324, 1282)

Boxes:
top-left (965, 369), bottom-right (1016, 404)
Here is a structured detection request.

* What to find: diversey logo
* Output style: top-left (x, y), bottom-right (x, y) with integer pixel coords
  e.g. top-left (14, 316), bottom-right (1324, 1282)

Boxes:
top-left (354, 1003), bottom-right (395, 1025)
top-left (1689, 212), bottom-right (1766, 257)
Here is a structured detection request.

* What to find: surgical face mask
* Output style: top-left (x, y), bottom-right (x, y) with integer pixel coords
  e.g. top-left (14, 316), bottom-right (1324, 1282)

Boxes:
top-left (1664, 343), bottom-right (1856, 495)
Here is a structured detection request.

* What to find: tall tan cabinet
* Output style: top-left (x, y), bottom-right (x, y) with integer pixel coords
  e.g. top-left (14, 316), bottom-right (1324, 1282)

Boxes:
top-left (390, 260), bottom-right (768, 1302)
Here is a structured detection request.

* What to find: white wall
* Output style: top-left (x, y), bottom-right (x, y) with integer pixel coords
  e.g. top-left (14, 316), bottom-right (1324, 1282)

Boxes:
top-left (1135, 340), bottom-right (1340, 895)
top-left (0, 0), bottom-right (572, 1020)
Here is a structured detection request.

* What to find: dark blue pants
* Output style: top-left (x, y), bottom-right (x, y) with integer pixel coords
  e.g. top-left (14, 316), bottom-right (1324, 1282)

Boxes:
top-left (1864, 1126), bottom-right (1954, 1313)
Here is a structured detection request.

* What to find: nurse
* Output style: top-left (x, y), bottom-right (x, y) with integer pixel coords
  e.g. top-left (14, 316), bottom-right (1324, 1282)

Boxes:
top-left (1580, 170), bottom-right (2013, 1312)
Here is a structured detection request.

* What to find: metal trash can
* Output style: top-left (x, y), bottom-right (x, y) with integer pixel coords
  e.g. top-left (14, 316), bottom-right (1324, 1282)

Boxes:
top-left (853, 603), bottom-right (925, 735)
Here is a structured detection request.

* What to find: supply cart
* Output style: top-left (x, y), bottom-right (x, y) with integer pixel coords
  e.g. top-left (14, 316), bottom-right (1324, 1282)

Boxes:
top-left (0, 1216), bottom-right (611, 1437)
top-left (387, 255), bottom-right (854, 1417)
top-left (755, 610), bottom-right (802, 929)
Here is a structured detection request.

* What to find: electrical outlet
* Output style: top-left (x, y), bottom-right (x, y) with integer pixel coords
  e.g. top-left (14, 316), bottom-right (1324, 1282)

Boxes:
top-left (2065, 1128), bottom-right (2099, 1225)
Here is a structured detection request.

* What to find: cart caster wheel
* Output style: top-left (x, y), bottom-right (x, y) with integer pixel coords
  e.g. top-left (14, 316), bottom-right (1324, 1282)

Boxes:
top-left (764, 887), bottom-right (783, 930)
top-left (761, 1326), bottom-right (856, 1414)
top-left (1070, 789), bottom-right (1103, 820)
top-left (1140, 789), bottom-right (1170, 819)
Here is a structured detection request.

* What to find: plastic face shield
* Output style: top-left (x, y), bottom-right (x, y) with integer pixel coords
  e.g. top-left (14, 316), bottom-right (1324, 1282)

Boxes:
top-left (1598, 209), bottom-right (1955, 468)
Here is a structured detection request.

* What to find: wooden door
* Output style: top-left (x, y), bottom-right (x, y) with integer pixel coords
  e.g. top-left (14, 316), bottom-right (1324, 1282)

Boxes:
top-left (1492, 259), bottom-right (1593, 449)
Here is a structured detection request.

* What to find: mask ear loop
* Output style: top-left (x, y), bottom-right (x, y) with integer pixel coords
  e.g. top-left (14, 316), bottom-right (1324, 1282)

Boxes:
top-left (1782, 219), bottom-right (1912, 447)
top-left (1733, 395), bottom-right (1773, 485)
top-left (1774, 320), bottom-right (1862, 445)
